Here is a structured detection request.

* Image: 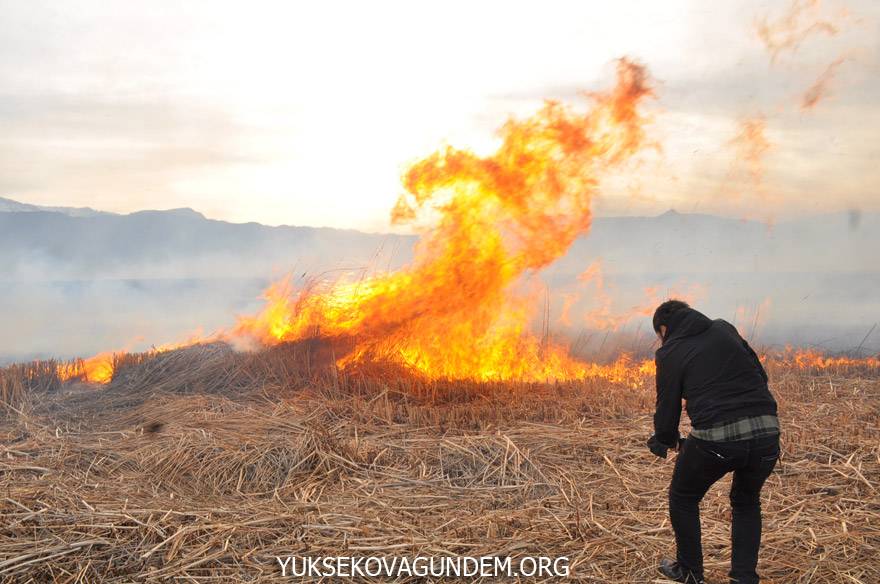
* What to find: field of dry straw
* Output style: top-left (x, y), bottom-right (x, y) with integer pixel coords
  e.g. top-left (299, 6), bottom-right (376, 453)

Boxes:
top-left (0, 343), bottom-right (878, 583)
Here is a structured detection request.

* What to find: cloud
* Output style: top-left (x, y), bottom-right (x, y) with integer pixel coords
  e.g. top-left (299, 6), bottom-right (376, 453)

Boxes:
top-left (0, 92), bottom-right (265, 211)
top-left (1, 0), bottom-right (879, 226)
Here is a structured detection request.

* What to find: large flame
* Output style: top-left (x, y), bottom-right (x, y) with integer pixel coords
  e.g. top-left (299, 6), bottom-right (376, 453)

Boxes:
top-left (234, 58), bottom-right (654, 381)
top-left (45, 56), bottom-right (880, 387)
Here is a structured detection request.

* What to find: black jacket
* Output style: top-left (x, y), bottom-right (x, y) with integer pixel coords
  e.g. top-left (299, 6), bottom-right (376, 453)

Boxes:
top-left (653, 308), bottom-right (777, 445)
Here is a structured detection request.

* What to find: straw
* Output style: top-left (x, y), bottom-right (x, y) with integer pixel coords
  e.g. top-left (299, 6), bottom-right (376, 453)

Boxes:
top-left (0, 345), bottom-right (877, 582)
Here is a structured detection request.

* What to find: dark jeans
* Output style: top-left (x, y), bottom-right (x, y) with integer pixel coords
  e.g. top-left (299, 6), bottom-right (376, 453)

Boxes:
top-left (669, 433), bottom-right (780, 584)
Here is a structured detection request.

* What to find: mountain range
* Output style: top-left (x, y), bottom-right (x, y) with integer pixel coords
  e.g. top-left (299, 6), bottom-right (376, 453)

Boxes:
top-left (1, 196), bottom-right (877, 281)
top-left (1, 196), bottom-right (877, 360)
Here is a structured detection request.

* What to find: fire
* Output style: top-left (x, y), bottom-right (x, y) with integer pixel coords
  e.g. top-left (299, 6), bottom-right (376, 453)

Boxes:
top-left (58, 351), bottom-right (117, 384)
top-left (56, 329), bottom-right (219, 385)
top-left (777, 347), bottom-right (880, 371)
top-left (575, 261), bottom-right (705, 332)
top-left (47, 56), bottom-right (877, 387)
top-left (235, 58), bottom-right (654, 382)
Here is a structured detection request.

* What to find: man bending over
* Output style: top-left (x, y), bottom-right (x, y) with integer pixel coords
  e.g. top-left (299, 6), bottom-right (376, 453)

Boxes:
top-left (648, 300), bottom-right (780, 584)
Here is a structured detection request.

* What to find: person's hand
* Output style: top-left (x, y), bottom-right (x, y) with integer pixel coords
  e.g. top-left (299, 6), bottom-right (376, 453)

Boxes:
top-left (646, 435), bottom-right (669, 458)
top-left (675, 435), bottom-right (686, 452)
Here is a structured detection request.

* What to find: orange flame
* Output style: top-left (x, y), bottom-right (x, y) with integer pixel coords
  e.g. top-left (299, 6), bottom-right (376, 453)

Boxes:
top-left (58, 351), bottom-right (117, 384)
top-left (576, 261), bottom-right (705, 331)
top-left (45, 55), bottom-right (880, 387)
top-left (777, 347), bottom-right (880, 371)
top-left (234, 58), bottom-right (654, 381)
top-left (55, 329), bottom-right (220, 385)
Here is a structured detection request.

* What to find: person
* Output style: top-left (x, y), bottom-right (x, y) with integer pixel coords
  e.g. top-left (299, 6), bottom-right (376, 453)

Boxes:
top-left (647, 300), bottom-right (780, 584)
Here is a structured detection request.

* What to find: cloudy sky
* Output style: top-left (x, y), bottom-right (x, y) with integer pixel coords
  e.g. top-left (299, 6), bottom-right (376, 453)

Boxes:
top-left (1, 0), bottom-right (877, 230)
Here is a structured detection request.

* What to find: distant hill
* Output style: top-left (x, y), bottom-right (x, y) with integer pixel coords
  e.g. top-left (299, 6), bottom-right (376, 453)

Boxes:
top-left (0, 197), bottom-right (878, 281)
top-left (1, 197), bottom-right (878, 360)
top-left (0, 195), bottom-right (111, 218)
top-left (0, 202), bottom-right (414, 280)
top-left (546, 208), bottom-right (880, 278)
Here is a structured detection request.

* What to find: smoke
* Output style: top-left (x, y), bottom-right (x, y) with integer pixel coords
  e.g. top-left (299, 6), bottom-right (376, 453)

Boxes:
top-left (727, 116), bottom-right (772, 191)
top-left (754, 0), bottom-right (856, 113)
top-left (562, 261), bottom-right (705, 331)
top-left (0, 216), bottom-right (413, 364)
top-left (0, 278), bottom-right (263, 364)
top-left (801, 56), bottom-right (848, 109)
top-left (234, 58), bottom-right (657, 381)
top-left (3, 209), bottom-right (880, 364)
top-left (755, 0), bottom-right (840, 62)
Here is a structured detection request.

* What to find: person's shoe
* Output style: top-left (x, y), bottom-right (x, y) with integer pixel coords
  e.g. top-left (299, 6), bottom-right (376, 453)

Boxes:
top-left (658, 558), bottom-right (705, 584)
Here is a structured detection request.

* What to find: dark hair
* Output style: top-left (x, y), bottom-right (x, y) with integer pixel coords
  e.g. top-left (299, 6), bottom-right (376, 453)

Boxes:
top-left (652, 299), bottom-right (690, 335)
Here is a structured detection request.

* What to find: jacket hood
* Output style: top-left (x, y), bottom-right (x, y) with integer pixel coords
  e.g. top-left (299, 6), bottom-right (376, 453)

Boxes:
top-left (663, 307), bottom-right (713, 344)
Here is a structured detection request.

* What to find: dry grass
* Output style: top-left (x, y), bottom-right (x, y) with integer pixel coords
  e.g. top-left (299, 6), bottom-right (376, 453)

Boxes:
top-left (0, 344), bottom-right (878, 582)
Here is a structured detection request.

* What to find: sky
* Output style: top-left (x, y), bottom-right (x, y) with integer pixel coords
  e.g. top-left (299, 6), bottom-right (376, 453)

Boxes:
top-left (1, 0), bottom-right (878, 231)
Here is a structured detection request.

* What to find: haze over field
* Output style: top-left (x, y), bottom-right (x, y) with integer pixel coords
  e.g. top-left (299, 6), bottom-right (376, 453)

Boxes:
top-left (2, 198), bottom-right (877, 364)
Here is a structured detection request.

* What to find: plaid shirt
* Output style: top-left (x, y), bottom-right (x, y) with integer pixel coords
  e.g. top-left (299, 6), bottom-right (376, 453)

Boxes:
top-left (690, 415), bottom-right (780, 442)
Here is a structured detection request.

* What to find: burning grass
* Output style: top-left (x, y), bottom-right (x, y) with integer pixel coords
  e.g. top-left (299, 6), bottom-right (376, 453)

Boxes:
top-left (0, 345), bottom-right (878, 582)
